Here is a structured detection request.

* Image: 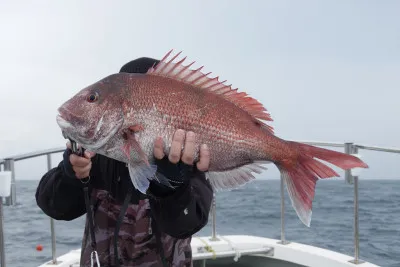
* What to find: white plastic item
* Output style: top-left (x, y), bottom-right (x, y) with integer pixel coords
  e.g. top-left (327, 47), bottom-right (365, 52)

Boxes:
top-left (0, 171), bottom-right (12, 197)
top-left (350, 154), bottom-right (364, 177)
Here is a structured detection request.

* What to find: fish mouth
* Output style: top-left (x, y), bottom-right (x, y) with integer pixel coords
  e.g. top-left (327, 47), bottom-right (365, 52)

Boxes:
top-left (57, 107), bottom-right (83, 125)
top-left (56, 114), bottom-right (73, 129)
top-left (56, 106), bottom-right (90, 133)
top-left (56, 114), bottom-right (80, 145)
top-left (56, 107), bottom-right (87, 143)
top-left (56, 107), bottom-right (125, 151)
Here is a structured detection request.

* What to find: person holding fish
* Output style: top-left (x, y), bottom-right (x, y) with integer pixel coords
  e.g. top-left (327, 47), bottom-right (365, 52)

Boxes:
top-left (36, 49), bottom-right (368, 267)
top-left (35, 57), bottom-right (214, 267)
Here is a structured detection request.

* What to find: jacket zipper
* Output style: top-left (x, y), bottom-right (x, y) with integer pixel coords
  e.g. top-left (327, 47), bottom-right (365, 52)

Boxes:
top-left (148, 217), bottom-right (153, 234)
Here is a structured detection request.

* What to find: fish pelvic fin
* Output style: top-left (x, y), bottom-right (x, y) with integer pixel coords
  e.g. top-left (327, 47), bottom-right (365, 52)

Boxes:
top-left (146, 49), bottom-right (274, 134)
top-left (127, 163), bottom-right (174, 194)
top-left (127, 163), bottom-right (157, 194)
top-left (278, 141), bottom-right (369, 227)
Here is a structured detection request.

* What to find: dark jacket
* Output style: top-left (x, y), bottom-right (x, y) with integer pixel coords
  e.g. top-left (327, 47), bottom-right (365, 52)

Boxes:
top-left (35, 148), bottom-right (213, 267)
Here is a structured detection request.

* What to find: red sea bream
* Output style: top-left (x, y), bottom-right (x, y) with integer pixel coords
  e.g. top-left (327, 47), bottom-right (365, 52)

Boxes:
top-left (56, 50), bottom-right (369, 227)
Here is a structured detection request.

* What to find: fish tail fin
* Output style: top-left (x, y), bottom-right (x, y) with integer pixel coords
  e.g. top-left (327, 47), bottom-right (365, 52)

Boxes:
top-left (277, 142), bottom-right (368, 227)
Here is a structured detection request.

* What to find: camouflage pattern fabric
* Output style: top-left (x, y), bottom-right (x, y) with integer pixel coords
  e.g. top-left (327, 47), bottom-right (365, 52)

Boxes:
top-left (80, 189), bottom-right (193, 267)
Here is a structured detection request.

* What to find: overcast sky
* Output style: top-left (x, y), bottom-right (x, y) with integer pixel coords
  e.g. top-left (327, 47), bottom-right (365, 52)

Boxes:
top-left (0, 1), bottom-right (399, 181)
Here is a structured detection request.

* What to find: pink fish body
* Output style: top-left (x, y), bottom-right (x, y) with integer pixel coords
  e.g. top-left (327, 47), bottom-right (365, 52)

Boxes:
top-left (57, 50), bottom-right (368, 227)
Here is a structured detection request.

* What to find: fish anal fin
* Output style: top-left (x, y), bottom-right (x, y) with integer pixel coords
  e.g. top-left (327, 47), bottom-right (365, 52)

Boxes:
top-left (146, 50), bottom-right (274, 134)
top-left (206, 161), bottom-right (269, 191)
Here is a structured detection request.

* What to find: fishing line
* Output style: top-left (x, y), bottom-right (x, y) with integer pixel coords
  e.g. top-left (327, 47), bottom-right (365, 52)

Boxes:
top-left (69, 139), bottom-right (101, 267)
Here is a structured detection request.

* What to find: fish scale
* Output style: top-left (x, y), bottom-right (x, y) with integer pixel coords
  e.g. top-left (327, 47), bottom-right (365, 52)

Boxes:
top-left (56, 49), bottom-right (368, 227)
top-left (128, 82), bottom-right (264, 166)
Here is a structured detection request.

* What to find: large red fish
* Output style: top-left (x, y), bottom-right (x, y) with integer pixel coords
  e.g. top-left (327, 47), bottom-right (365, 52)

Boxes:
top-left (56, 50), bottom-right (368, 227)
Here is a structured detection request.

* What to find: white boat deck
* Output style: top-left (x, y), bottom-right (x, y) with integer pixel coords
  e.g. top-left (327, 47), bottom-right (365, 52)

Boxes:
top-left (37, 235), bottom-right (380, 267)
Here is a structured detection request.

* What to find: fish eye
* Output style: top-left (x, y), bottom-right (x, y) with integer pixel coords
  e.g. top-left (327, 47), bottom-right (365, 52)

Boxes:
top-left (87, 92), bottom-right (99, 103)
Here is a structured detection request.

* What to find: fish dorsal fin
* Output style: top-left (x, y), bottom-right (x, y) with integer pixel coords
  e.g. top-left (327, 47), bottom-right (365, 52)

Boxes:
top-left (146, 50), bottom-right (274, 134)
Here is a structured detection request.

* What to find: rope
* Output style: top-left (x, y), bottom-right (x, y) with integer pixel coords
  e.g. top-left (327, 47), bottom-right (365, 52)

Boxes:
top-left (195, 237), bottom-right (217, 259)
top-left (195, 236), bottom-right (242, 262)
top-left (218, 236), bottom-right (241, 262)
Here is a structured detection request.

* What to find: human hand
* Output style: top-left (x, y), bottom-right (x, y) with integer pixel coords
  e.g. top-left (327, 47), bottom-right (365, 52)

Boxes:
top-left (66, 141), bottom-right (96, 179)
top-left (153, 129), bottom-right (210, 171)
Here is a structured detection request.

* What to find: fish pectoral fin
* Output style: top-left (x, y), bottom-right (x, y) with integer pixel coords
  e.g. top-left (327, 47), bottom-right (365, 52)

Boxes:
top-left (122, 142), bottom-right (131, 159)
top-left (122, 125), bottom-right (175, 193)
top-left (206, 161), bottom-right (269, 191)
top-left (129, 124), bottom-right (144, 132)
top-left (128, 163), bottom-right (174, 194)
top-left (122, 126), bottom-right (149, 165)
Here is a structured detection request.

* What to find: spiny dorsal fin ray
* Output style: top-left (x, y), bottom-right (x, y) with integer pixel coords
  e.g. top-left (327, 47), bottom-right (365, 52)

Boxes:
top-left (146, 49), bottom-right (274, 134)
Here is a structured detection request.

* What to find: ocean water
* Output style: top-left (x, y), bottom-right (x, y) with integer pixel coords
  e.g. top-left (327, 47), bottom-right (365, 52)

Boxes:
top-left (1, 179), bottom-right (399, 267)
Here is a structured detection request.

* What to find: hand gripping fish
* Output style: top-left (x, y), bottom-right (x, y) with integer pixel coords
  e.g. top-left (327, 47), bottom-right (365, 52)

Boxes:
top-left (57, 50), bottom-right (368, 227)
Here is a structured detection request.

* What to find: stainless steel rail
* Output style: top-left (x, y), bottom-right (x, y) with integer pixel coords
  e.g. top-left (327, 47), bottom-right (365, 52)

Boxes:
top-left (209, 193), bottom-right (219, 241)
top-left (277, 172), bottom-right (290, 245)
top-left (348, 145), bottom-right (363, 265)
top-left (4, 147), bottom-right (65, 162)
top-left (0, 198), bottom-right (5, 267)
top-left (0, 147), bottom-right (65, 206)
top-left (355, 144), bottom-right (400, 154)
top-left (0, 141), bottom-right (399, 267)
top-left (47, 154), bottom-right (58, 265)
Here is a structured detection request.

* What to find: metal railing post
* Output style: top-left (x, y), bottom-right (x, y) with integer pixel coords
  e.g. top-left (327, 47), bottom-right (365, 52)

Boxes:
top-left (278, 173), bottom-right (290, 245)
top-left (344, 143), bottom-right (354, 184)
top-left (209, 193), bottom-right (219, 241)
top-left (348, 145), bottom-right (364, 265)
top-left (47, 154), bottom-right (57, 264)
top-left (0, 197), bottom-right (5, 267)
top-left (3, 159), bottom-right (15, 206)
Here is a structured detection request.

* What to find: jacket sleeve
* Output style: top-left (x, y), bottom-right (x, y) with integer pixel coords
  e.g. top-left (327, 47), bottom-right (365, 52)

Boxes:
top-left (35, 149), bottom-right (94, 221)
top-left (148, 169), bottom-right (213, 239)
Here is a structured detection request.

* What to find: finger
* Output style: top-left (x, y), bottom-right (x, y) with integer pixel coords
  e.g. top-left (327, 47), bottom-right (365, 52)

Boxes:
top-left (181, 131), bottom-right (196, 165)
top-left (74, 162), bottom-right (92, 179)
top-left (70, 154), bottom-right (91, 167)
top-left (168, 129), bottom-right (185, 164)
top-left (84, 150), bottom-right (96, 159)
top-left (196, 144), bottom-right (210, 171)
top-left (153, 137), bottom-right (165, 159)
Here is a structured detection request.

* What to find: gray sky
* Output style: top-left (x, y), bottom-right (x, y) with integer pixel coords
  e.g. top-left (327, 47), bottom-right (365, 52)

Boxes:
top-left (0, 1), bottom-right (399, 180)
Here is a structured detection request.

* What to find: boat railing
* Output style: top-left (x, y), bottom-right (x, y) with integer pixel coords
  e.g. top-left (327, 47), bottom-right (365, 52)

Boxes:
top-left (0, 147), bottom-right (65, 265)
top-left (0, 141), bottom-right (399, 266)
